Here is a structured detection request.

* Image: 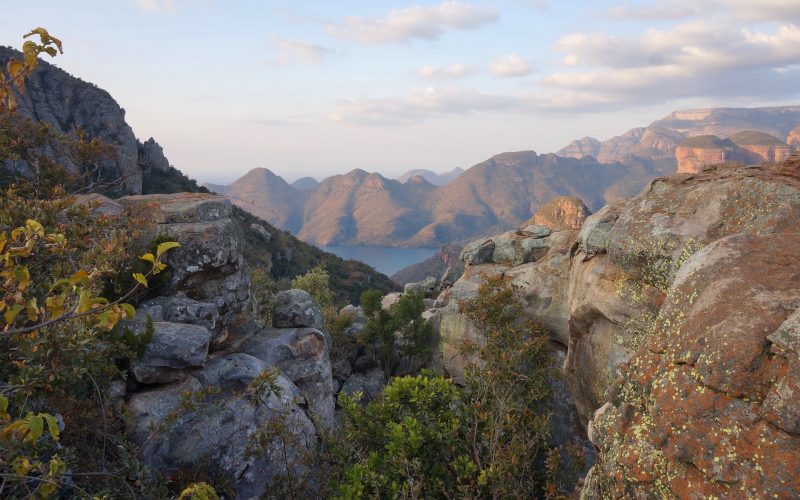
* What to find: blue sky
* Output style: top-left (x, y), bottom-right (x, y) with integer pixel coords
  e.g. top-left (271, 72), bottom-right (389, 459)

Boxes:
top-left (2, 1), bottom-right (799, 183)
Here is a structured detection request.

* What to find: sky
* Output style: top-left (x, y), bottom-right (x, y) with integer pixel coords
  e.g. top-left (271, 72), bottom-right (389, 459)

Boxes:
top-left (2, 1), bottom-right (800, 184)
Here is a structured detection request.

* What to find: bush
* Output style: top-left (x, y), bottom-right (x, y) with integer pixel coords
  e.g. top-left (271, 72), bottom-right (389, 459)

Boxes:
top-left (291, 265), bottom-right (334, 309)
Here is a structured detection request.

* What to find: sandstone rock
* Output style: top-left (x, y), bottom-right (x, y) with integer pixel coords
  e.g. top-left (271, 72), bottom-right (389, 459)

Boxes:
top-left (586, 233), bottom-right (800, 498)
top-left (460, 238), bottom-right (495, 265)
top-left (675, 135), bottom-right (738, 173)
top-left (729, 130), bottom-right (792, 163)
top-left (273, 290), bottom-right (323, 330)
top-left (341, 368), bottom-right (385, 404)
top-left (239, 327), bottom-right (334, 429)
top-left (73, 193), bottom-right (124, 217)
top-left (517, 225), bottom-right (552, 238)
top-left (608, 161), bottom-right (800, 287)
top-left (131, 322), bottom-right (211, 384)
top-left (788, 124), bottom-right (800, 149)
top-left (404, 276), bottom-right (437, 295)
top-left (523, 196), bottom-right (591, 231)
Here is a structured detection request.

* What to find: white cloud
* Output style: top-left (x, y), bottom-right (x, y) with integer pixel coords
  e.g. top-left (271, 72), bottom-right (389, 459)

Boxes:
top-left (539, 21), bottom-right (800, 109)
top-left (417, 63), bottom-right (477, 79)
top-left (134, 0), bottom-right (176, 13)
top-left (490, 54), bottom-right (531, 77)
top-left (329, 87), bottom-right (529, 125)
top-left (327, 1), bottom-right (499, 45)
top-left (272, 36), bottom-right (330, 65)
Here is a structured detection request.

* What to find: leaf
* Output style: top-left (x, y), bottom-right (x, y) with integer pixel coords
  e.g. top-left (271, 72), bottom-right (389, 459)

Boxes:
top-left (6, 59), bottom-right (24, 78)
top-left (133, 273), bottom-right (148, 287)
top-left (14, 266), bottom-right (30, 290)
top-left (26, 298), bottom-right (38, 322)
top-left (156, 241), bottom-right (180, 258)
top-left (25, 219), bottom-right (45, 237)
top-left (43, 414), bottom-right (60, 441)
top-left (139, 252), bottom-right (156, 264)
top-left (27, 413), bottom-right (44, 442)
top-left (4, 304), bottom-right (24, 325)
top-left (0, 394), bottom-right (8, 420)
top-left (121, 303), bottom-right (136, 319)
top-left (68, 269), bottom-right (89, 285)
top-left (13, 456), bottom-right (30, 476)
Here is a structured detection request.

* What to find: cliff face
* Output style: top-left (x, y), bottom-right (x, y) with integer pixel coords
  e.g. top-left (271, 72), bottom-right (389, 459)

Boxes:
top-left (0, 47), bottom-right (181, 195)
top-left (789, 125), bottom-right (800, 149)
top-left (676, 132), bottom-right (792, 173)
top-left (427, 154), bottom-right (800, 497)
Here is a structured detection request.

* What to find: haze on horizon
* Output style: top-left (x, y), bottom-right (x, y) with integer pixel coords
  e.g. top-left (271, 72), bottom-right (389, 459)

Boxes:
top-left (2, 0), bottom-right (799, 184)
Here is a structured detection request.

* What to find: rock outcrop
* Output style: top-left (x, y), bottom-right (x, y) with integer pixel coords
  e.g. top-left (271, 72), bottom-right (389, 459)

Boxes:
top-left (0, 47), bottom-right (181, 195)
top-left (427, 155), bottom-right (800, 497)
top-left (788, 124), bottom-right (800, 149)
top-left (87, 192), bottom-right (339, 497)
top-left (676, 132), bottom-right (791, 173)
top-left (524, 195), bottom-right (591, 231)
top-left (729, 130), bottom-right (792, 163)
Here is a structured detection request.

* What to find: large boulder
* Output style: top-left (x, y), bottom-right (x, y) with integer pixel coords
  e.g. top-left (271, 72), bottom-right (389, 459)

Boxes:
top-left (239, 327), bottom-right (334, 429)
top-left (341, 368), bottom-right (385, 404)
top-left (585, 233), bottom-right (800, 498)
top-left (273, 290), bottom-right (323, 330)
top-left (130, 322), bottom-right (211, 384)
top-left (524, 195), bottom-right (591, 230)
top-left (140, 295), bottom-right (220, 335)
top-left (127, 356), bottom-right (316, 499)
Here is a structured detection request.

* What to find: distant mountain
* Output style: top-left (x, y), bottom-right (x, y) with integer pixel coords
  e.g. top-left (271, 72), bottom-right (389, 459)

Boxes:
top-left (557, 105), bottom-right (800, 167)
top-left (220, 151), bottom-right (669, 247)
top-left (397, 167), bottom-right (464, 186)
top-left (291, 176), bottom-right (319, 190)
top-left (202, 182), bottom-right (229, 195)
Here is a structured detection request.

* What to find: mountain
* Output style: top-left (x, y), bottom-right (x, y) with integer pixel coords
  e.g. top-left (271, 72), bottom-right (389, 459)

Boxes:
top-left (0, 46), bottom-right (202, 196)
top-left (223, 167), bottom-right (306, 233)
top-left (397, 167), bottom-right (464, 186)
top-left (291, 176), bottom-right (319, 190)
top-left (202, 182), bottom-right (229, 195)
top-left (556, 105), bottom-right (800, 167)
top-left (676, 131), bottom-right (792, 173)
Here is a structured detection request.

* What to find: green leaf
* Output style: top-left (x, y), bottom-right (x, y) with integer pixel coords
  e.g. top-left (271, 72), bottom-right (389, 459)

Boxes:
top-left (4, 304), bottom-right (24, 325)
top-left (121, 303), bottom-right (136, 319)
top-left (43, 414), bottom-right (60, 441)
top-left (0, 394), bottom-right (8, 419)
top-left (133, 273), bottom-right (148, 287)
top-left (156, 241), bottom-right (180, 258)
top-left (27, 414), bottom-right (44, 442)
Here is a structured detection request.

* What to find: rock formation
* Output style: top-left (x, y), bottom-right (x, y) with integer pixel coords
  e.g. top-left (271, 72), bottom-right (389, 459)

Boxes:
top-left (676, 132), bottom-right (791, 173)
top-left (424, 154), bottom-right (800, 497)
top-left (77, 192), bottom-right (339, 497)
top-left (729, 130), bottom-right (792, 163)
top-left (524, 195), bottom-right (592, 231)
top-left (789, 124), bottom-right (800, 150)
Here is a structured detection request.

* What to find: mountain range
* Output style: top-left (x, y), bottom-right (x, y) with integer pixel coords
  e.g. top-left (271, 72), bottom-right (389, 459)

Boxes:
top-left (211, 105), bottom-right (799, 248)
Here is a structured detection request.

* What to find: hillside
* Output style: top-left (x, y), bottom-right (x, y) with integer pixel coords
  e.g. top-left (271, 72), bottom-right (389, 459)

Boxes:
top-left (396, 166), bottom-right (464, 186)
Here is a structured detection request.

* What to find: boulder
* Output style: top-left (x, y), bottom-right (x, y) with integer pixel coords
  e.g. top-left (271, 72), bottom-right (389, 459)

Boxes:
top-left (523, 196), bottom-right (591, 231)
top-left (140, 295), bottom-right (219, 334)
top-left (239, 327), bottom-right (334, 429)
top-left (128, 363), bottom-right (316, 499)
top-left (577, 199), bottom-right (625, 256)
top-left (341, 368), bottom-right (385, 404)
top-left (586, 233), bottom-right (800, 498)
top-left (404, 276), bottom-right (437, 295)
top-left (273, 290), bottom-right (323, 330)
top-left (130, 322), bottom-right (211, 384)
top-left (460, 238), bottom-right (495, 265)
top-left (381, 292), bottom-right (403, 312)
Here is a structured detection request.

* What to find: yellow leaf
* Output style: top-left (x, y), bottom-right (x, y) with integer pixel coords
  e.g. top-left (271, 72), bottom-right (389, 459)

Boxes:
top-left (121, 303), bottom-right (136, 319)
top-left (13, 456), bottom-right (30, 476)
top-left (26, 413), bottom-right (43, 442)
top-left (139, 252), bottom-right (156, 264)
top-left (14, 266), bottom-right (30, 290)
top-left (132, 273), bottom-right (148, 287)
top-left (68, 269), bottom-right (89, 285)
top-left (43, 414), bottom-right (59, 441)
top-left (156, 241), bottom-right (180, 258)
top-left (4, 304), bottom-right (24, 325)
top-left (26, 298), bottom-right (38, 322)
top-left (6, 59), bottom-right (24, 78)
top-left (25, 219), bottom-right (45, 237)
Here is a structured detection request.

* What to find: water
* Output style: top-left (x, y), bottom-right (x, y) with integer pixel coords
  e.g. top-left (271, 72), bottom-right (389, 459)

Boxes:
top-left (320, 245), bottom-right (438, 277)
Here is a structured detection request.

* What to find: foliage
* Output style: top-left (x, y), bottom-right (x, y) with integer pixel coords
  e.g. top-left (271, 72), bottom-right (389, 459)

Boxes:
top-left (178, 481), bottom-right (220, 500)
top-left (359, 288), bottom-right (383, 318)
top-left (0, 28), bottom-right (62, 111)
top-left (291, 265), bottom-right (334, 309)
top-left (331, 275), bottom-right (565, 498)
top-left (250, 267), bottom-right (279, 327)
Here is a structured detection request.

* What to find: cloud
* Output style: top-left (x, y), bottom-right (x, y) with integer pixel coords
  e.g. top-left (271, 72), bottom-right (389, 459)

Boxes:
top-left (327, 1), bottom-right (499, 45)
top-left (134, 0), bottom-right (177, 12)
top-left (538, 21), bottom-right (800, 110)
top-left (329, 87), bottom-right (530, 125)
top-left (417, 63), bottom-right (477, 79)
top-left (272, 36), bottom-right (330, 65)
top-left (609, 0), bottom-right (800, 23)
top-left (490, 54), bottom-right (531, 77)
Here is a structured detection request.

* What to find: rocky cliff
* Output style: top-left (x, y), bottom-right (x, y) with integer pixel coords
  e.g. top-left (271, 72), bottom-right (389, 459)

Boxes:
top-left (676, 132), bottom-right (791, 173)
top-left (0, 47), bottom-right (199, 196)
top-left (424, 154), bottom-right (800, 497)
